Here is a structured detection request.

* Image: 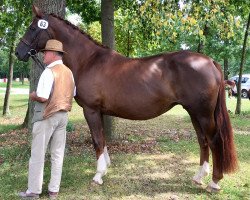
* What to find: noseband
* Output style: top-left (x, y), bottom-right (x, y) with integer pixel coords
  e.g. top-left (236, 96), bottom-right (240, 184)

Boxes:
top-left (28, 49), bottom-right (46, 70)
top-left (20, 15), bottom-right (53, 70)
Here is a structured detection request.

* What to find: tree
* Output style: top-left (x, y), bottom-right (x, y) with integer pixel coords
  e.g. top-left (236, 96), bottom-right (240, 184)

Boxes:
top-left (2, 39), bottom-right (15, 115)
top-left (0, 49), bottom-right (8, 78)
top-left (1, 0), bottom-right (33, 116)
top-left (23, 0), bottom-right (66, 129)
top-left (67, 0), bottom-right (100, 24)
top-left (235, 12), bottom-right (250, 114)
top-left (101, 0), bottom-right (115, 49)
top-left (114, 1), bottom-right (143, 57)
top-left (101, 0), bottom-right (115, 141)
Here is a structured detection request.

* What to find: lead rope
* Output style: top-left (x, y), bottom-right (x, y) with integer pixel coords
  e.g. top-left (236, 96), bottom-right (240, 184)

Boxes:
top-left (28, 49), bottom-right (45, 71)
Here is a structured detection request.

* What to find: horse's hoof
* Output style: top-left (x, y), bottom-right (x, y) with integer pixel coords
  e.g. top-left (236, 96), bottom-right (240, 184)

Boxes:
top-left (192, 179), bottom-right (204, 186)
top-left (93, 172), bottom-right (103, 185)
top-left (206, 185), bottom-right (221, 193)
top-left (192, 179), bottom-right (206, 190)
top-left (91, 180), bottom-right (102, 186)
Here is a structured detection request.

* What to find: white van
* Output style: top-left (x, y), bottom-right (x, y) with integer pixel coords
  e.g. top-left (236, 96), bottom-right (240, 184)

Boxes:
top-left (229, 74), bottom-right (250, 98)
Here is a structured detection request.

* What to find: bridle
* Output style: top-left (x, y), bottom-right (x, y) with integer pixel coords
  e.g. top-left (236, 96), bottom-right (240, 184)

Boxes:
top-left (20, 15), bottom-right (53, 70)
top-left (28, 49), bottom-right (46, 70)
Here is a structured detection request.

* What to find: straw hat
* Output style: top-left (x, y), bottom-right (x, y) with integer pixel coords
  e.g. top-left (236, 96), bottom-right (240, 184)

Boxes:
top-left (41, 39), bottom-right (65, 53)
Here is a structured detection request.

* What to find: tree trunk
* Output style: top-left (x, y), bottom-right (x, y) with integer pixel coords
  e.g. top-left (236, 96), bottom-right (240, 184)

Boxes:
top-left (22, 101), bottom-right (30, 128)
top-left (101, 0), bottom-right (115, 141)
top-left (2, 43), bottom-right (14, 116)
top-left (26, 58), bottom-right (44, 130)
top-left (33, 0), bottom-right (66, 16)
top-left (235, 12), bottom-right (250, 114)
top-left (23, 0), bottom-right (66, 130)
top-left (223, 39), bottom-right (230, 80)
top-left (101, 0), bottom-right (115, 49)
top-left (197, 24), bottom-right (209, 53)
top-left (224, 57), bottom-right (229, 80)
top-left (126, 28), bottom-right (130, 57)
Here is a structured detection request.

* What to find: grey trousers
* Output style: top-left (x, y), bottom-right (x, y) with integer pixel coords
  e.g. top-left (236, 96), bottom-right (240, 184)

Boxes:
top-left (28, 111), bottom-right (68, 194)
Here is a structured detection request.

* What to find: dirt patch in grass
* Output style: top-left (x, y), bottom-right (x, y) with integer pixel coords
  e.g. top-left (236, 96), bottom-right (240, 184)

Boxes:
top-left (1, 118), bottom-right (249, 199)
top-left (0, 128), bottom-right (29, 148)
top-left (66, 126), bottom-right (160, 156)
top-left (0, 118), bottom-right (195, 157)
top-left (64, 119), bottom-right (197, 157)
top-left (0, 155), bottom-right (3, 165)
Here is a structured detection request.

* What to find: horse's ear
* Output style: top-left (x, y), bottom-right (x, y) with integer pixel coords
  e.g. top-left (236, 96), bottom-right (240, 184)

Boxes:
top-left (32, 5), bottom-right (43, 18)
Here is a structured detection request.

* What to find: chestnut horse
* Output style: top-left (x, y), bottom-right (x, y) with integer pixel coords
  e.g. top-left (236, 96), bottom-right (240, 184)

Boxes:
top-left (224, 80), bottom-right (236, 98)
top-left (15, 6), bottom-right (238, 192)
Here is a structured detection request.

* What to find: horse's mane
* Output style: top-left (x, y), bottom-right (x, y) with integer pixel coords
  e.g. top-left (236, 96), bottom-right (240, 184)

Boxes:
top-left (50, 13), bottom-right (109, 49)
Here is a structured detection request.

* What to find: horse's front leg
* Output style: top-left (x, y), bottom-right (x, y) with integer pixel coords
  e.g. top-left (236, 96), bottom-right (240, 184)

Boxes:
top-left (83, 106), bottom-right (111, 185)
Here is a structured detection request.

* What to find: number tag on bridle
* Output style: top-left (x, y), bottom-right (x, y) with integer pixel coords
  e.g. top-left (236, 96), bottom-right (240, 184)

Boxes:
top-left (38, 19), bottom-right (49, 29)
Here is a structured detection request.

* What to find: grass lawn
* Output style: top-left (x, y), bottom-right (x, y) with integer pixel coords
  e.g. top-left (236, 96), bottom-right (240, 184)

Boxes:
top-left (0, 91), bottom-right (249, 200)
top-left (0, 81), bottom-right (30, 89)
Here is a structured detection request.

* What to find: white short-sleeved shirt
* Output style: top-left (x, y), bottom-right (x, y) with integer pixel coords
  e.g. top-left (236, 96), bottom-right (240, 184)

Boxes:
top-left (36, 60), bottom-right (75, 99)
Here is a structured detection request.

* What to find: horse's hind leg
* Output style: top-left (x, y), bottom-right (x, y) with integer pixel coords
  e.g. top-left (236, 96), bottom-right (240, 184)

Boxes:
top-left (191, 113), bottom-right (223, 191)
top-left (189, 115), bottom-right (210, 185)
top-left (83, 106), bottom-right (111, 185)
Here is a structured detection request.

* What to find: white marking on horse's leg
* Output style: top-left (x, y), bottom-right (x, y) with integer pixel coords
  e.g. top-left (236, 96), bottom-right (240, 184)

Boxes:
top-left (193, 161), bottom-right (210, 185)
top-left (93, 153), bottom-right (107, 185)
top-left (201, 161), bottom-right (210, 176)
top-left (208, 180), bottom-right (220, 189)
top-left (104, 146), bottom-right (111, 166)
top-left (207, 180), bottom-right (221, 192)
top-left (92, 172), bottom-right (103, 185)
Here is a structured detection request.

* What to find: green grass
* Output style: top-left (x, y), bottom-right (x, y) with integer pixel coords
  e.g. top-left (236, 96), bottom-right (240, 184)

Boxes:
top-left (0, 81), bottom-right (30, 89)
top-left (0, 94), bottom-right (28, 134)
top-left (0, 91), bottom-right (250, 199)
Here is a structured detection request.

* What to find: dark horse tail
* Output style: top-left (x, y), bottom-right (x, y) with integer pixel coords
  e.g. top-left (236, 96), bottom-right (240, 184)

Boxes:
top-left (213, 61), bottom-right (238, 173)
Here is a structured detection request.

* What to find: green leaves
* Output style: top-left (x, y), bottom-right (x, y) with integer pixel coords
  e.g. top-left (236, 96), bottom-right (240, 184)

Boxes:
top-left (0, 0), bottom-right (32, 80)
top-left (67, 0), bottom-right (101, 24)
top-left (0, 0), bottom-right (32, 48)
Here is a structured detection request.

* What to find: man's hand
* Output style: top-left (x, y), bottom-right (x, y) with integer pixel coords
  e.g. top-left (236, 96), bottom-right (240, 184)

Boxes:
top-left (29, 91), bottom-right (37, 101)
top-left (29, 91), bottom-right (47, 103)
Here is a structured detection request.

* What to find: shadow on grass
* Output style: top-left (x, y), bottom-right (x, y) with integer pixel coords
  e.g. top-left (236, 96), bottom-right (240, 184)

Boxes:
top-left (0, 124), bottom-right (21, 135)
top-left (11, 98), bottom-right (28, 103)
top-left (56, 152), bottom-right (214, 200)
top-left (10, 103), bottom-right (28, 109)
top-left (0, 128), bottom-right (249, 200)
top-left (0, 103), bottom-right (27, 111)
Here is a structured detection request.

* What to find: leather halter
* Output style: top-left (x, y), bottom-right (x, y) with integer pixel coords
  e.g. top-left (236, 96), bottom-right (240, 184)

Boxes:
top-left (20, 15), bottom-right (53, 70)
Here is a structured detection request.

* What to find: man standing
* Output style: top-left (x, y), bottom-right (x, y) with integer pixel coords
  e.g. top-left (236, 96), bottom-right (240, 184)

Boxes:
top-left (19, 39), bottom-right (75, 199)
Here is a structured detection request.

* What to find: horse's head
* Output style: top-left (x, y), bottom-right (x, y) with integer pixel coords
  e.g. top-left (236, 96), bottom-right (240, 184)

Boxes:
top-left (15, 6), bottom-right (53, 62)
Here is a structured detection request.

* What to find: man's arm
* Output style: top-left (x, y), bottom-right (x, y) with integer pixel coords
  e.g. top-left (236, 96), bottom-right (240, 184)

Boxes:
top-left (30, 91), bottom-right (48, 103)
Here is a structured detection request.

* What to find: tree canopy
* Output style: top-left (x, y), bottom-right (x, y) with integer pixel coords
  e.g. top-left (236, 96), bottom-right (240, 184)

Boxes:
top-left (0, 0), bottom-right (33, 78)
top-left (0, 0), bottom-right (249, 78)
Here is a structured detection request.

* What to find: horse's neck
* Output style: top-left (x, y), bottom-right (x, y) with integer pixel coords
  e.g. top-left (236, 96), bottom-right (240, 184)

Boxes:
top-left (50, 16), bottom-right (105, 74)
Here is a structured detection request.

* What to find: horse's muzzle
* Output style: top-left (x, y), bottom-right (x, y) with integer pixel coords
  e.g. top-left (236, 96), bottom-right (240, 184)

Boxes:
top-left (15, 50), bottom-right (30, 62)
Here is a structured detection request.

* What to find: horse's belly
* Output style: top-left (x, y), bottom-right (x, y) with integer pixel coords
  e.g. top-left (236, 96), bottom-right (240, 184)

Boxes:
top-left (102, 100), bottom-right (175, 120)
